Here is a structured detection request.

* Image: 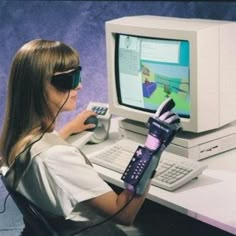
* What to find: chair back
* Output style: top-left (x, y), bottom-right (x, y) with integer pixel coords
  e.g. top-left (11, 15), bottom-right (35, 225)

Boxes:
top-left (1, 175), bottom-right (59, 236)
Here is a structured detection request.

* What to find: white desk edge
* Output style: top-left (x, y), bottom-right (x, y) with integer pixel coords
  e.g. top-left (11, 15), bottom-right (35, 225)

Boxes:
top-left (79, 117), bottom-right (236, 235)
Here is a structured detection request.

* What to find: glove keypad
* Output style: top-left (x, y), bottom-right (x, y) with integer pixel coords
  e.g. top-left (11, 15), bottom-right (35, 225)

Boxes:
top-left (121, 146), bottom-right (153, 186)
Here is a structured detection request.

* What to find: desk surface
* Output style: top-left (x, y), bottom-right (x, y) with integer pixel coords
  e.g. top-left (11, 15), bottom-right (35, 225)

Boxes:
top-left (80, 118), bottom-right (236, 235)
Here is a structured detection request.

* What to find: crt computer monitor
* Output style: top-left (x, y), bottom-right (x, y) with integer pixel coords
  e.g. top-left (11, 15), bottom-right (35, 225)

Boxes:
top-left (105, 15), bottom-right (236, 134)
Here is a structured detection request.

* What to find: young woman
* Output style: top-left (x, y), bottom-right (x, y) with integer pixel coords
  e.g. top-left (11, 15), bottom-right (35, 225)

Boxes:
top-left (0, 39), bottom-right (151, 235)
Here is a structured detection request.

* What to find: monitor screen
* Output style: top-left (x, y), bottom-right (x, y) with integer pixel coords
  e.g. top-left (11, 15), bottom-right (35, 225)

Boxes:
top-left (115, 34), bottom-right (190, 118)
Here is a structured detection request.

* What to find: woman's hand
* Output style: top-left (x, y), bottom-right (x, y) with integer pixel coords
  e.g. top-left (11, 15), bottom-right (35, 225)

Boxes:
top-left (58, 110), bottom-right (97, 139)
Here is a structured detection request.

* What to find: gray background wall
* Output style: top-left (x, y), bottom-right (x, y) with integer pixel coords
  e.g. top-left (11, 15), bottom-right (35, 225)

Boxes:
top-left (1, 1), bottom-right (236, 129)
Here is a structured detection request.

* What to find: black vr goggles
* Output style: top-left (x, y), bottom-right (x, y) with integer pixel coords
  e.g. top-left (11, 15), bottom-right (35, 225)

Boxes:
top-left (51, 66), bottom-right (82, 90)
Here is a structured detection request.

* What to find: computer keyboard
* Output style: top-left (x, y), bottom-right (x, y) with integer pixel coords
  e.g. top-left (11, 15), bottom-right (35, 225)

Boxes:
top-left (88, 139), bottom-right (208, 191)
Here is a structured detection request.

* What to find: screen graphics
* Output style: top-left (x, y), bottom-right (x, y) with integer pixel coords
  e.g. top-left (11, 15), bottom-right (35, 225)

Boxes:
top-left (116, 34), bottom-right (190, 118)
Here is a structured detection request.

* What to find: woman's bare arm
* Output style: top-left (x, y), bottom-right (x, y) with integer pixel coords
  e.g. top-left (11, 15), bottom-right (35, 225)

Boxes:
top-left (88, 182), bottom-right (151, 225)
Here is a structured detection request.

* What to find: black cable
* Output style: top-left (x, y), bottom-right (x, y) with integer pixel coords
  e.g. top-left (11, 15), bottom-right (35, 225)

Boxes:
top-left (15, 90), bottom-right (71, 161)
top-left (0, 191), bottom-right (10, 214)
top-left (1, 90), bottom-right (140, 235)
top-left (0, 91), bottom-right (71, 214)
top-left (71, 189), bottom-right (137, 236)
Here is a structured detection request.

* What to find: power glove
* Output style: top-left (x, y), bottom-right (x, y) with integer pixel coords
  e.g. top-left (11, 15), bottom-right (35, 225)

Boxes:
top-left (121, 97), bottom-right (181, 195)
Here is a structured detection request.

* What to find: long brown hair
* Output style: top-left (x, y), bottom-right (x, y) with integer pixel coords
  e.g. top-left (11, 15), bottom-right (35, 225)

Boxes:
top-left (0, 39), bottom-right (79, 166)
